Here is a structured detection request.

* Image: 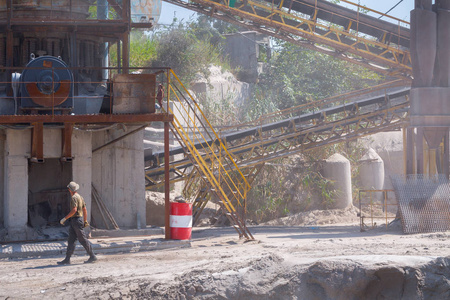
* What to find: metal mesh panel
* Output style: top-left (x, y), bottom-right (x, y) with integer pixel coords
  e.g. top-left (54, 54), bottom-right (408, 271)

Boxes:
top-left (391, 175), bottom-right (450, 234)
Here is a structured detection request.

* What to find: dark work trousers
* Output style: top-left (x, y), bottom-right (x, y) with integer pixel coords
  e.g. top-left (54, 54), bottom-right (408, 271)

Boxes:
top-left (65, 217), bottom-right (94, 258)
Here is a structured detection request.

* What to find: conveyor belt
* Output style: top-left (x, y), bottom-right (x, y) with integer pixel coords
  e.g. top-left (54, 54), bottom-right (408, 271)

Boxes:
top-left (145, 85), bottom-right (410, 181)
top-left (163, 0), bottom-right (411, 78)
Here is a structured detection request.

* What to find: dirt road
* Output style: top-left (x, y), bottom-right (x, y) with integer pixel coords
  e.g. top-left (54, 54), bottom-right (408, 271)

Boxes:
top-left (1, 224), bottom-right (449, 299)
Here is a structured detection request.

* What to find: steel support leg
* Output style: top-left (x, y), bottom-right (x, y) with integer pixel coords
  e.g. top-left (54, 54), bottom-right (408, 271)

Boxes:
top-left (416, 127), bottom-right (424, 174)
top-left (62, 123), bottom-right (73, 162)
top-left (444, 130), bottom-right (449, 179)
top-left (406, 127), bottom-right (415, 175)
top-left (31, 122), bottom-right (44, 163)
top-left (164, 121), bottom-right (170, 239)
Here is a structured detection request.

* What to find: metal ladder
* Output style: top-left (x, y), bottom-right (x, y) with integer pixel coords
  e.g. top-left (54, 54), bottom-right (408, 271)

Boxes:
top-left (166, 70), bottom-right (254, 239)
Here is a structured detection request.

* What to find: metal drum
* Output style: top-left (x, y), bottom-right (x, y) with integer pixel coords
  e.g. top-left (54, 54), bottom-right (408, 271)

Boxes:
top-left (169, 202), bottom-right (193, 240)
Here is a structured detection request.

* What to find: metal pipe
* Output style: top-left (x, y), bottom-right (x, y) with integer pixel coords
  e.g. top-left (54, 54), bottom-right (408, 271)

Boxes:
top-left (92, 125), bottom-right (147, 153)
top-left (164, 121), bottom-right (170, 239)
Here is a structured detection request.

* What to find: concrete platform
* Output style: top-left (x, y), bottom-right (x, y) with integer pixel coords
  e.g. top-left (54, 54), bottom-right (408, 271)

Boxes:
top-left (0, 233), bottom-right (191, 260)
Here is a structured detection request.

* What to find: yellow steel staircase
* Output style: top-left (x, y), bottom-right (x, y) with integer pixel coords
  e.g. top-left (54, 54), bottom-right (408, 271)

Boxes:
top-left (159, 69), bottom-right (254, 239)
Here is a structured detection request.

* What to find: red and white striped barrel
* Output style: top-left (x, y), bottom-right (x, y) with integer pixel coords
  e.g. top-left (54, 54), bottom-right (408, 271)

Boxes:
top-left (170, 202), bottom-right (193, 240)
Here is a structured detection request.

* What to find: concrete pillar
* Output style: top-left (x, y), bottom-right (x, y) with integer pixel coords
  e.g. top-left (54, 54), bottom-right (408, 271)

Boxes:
top-left (322, 153), bottom-right (352, 209)
top-left (0, 131), bottom-right (4, 228)
top-left (4, 129), bottom-right (30, 241)
top-left (72, 129), bottom-right (92, 221)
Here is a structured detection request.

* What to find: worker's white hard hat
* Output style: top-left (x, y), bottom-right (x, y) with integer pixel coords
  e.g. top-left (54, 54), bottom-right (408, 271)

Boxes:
top-left (67, 181), bottom-right (79, 192)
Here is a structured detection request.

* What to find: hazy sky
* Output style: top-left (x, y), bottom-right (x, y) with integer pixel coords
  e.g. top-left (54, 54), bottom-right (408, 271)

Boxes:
top-left (157, 0), bottom-right (414, 26)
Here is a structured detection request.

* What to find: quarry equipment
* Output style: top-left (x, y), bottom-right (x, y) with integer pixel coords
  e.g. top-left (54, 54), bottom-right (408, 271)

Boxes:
top-left (18, 55), bottom-right (74, 113)
top-left (147, 0), bottom-right (449, 234)
top-left (0, 0), bottom-right (175, 242)
top-left (164, 0), bottom-right (411, 79)
top-left (146, 79), bottom-right (410, 227)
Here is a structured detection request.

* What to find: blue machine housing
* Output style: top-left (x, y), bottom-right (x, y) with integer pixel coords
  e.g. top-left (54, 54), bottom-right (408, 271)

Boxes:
top-left (20, 56), bottom-right (74, 112)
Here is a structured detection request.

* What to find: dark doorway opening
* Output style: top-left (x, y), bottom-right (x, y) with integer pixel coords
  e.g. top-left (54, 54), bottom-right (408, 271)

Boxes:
top-left (28, 158), bottom-right (72, 237)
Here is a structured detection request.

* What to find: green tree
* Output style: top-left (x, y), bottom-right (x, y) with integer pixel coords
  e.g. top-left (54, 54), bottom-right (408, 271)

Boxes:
top-left (257, 40), bottom-right (382, 110)
top-left (130, 31), bottom-right (157, 69)
top-left (109, 30), bottom-right (157, 69)
top-left (150, 20), bottom-right (230, 84)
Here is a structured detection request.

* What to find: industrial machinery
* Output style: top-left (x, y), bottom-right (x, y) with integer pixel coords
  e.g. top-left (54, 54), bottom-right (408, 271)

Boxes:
top-left (18, 55), bottom-right (74, 114)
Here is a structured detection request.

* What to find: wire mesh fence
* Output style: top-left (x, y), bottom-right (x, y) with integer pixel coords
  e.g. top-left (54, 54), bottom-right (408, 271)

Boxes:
top-left (391, 174), bottom-right (450, 234)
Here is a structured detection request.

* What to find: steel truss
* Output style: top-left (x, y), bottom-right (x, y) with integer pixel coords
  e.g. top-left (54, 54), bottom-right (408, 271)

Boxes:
top-left (164, 0), bottom-right (411, 78)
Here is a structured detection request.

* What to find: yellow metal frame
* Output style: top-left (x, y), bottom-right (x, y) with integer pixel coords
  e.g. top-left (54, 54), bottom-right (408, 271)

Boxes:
top-left (166, 0), bottom-right (411, 78)
top-left (146, 80), bottom-right (409, 190)
top-left (144, 76), bottom-right (408, 240)
top-left (149, 69), bottom-right (254, 239)
top-left (358, 189), bottom-right (398, 231)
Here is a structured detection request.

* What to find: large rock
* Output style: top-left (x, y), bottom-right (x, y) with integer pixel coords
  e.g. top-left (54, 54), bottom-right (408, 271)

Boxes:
top-left (190, 65), bottom-right (251, 107)
top-left (136, 254), bottom-right (450, 299)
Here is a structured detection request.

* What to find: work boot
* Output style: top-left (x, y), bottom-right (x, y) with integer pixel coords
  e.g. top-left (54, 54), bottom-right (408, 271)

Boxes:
top-left (84, 255), bottom-right (98, 264)
top-left (57, 258), bottom-right (71, 265)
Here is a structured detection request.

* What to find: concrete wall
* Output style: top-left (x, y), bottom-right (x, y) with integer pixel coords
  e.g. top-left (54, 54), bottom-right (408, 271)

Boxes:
top-left (3, 129), bottom-right (31, 241)
top-left (92, 126), bottom-right (145, 229)
top-left (1, 123), bottom-right (144, 239)
top-left (72, 129), bottom-right (93, 220)
top-left (0, 131), bottom-right (4, 228)
top-left (0, 127), bottom-right (93, 241)
top-left (222, 31), bottom-right (269, 83)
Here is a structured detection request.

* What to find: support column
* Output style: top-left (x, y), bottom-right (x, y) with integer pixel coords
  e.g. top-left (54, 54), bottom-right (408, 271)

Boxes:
top-left (444, 131), bottom-right (449, 179)
top-left (406, 127), bottom-right (415, 175)
top-left (31, 122), bottom-right (44, 163)
top-left (6, 30), bottom-right (13, 96)
top-left (70, 31), bottom-right (79, 95)
top-left (122, 32), bottom-right (129, 75)
top-left (4, 129), bottom-right (30, 241)
top-left (164, 121), bottom-right (170, 239)
top-left (121, 0), bottom-right (130, 74)
top-left (98, 0), bottom-right (109, 82)
top-left (416, 127), bottom-right (424, 174)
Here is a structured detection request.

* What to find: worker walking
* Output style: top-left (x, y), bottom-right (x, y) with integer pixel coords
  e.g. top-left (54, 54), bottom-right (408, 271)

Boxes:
top-left (57, 181), bottom-right (97, 265)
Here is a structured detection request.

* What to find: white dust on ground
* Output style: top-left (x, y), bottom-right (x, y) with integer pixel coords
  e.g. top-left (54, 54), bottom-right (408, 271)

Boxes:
top-left (263, 206), bottom-right (360, 227)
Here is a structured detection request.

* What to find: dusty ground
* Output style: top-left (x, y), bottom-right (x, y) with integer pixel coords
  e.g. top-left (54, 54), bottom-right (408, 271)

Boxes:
top-left (0, 220), bottom-right (449, 300)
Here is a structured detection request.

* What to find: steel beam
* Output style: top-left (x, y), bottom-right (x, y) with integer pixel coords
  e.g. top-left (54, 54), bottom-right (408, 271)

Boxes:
top-left (0, 113), bottom-right (173, 124)
top-left (164, 121), bottom-right (170, 240)
top-left (445, 131), bottom-right (449, 178)
top-left (31, 122), bottom-right (44, 163)
top-left (406, 127), bottom-right (414, 175)
top-left (62, 123), bottom-right (73, 162)
top-left (416, 127), bottom-right (424, 174)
